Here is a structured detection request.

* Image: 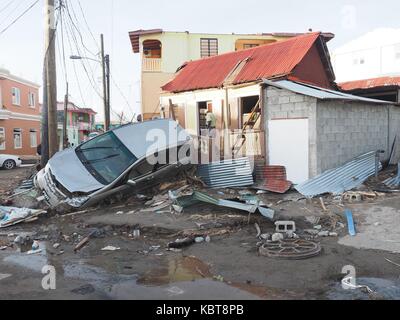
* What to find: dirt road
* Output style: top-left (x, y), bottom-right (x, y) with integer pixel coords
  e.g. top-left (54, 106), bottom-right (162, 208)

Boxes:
top-left (1, 168), bottom-right (400, 300)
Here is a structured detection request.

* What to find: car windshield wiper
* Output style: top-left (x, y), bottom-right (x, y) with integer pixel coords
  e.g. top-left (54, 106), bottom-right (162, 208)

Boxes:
top-left (81, 154), bottom-right (119, 164)
top-left (78, 146), bottom-right (114, 152)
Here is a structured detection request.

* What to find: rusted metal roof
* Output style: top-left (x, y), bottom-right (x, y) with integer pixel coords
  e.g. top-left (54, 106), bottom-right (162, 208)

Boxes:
top-left (254, 166), bottom-right (292, 194)
top-left (162, 33), bottom-right (322, 93)
top-left (129, 29), bottom-right (163, 53)
top-left (340, 76), bottom-right (400, 91)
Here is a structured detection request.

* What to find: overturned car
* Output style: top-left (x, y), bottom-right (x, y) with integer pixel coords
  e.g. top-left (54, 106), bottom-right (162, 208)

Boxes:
top-left (34, 119), bottom-right (193, 209)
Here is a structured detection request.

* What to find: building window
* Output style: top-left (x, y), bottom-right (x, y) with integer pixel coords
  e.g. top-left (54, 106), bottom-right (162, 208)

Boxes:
top-left (30, 129), bottom-right (37, 148)
top-left (243, 44), bottom-right (259, 49)
top-left (12, 87), bottom-right (21, 105)
top-left (28, 92), bottom-right (35, 107)
top-left (0, 128), bottom-right (5, 150)
top-left (200, 38), bottom-right (218, 58)
top-left (13, 129), bottom-right (22, 149)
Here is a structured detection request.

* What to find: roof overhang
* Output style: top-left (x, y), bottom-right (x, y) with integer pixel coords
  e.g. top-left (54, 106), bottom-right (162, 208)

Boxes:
top-left (263, 79), bottom-right (397, 105)
top-left (128, 29), bottom-right (163, 53)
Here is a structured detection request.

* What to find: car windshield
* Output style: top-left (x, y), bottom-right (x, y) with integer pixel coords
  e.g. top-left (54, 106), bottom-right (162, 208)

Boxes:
top-left (76, 131), bottom-right (137, 184)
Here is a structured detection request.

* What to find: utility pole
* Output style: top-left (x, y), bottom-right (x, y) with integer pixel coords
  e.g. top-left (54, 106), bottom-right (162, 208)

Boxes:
top-left (105, 54), bottom-right (111, 128)
top-left (44, 0), bottom-right (58, 160)
top-left (101, 34), bottom-right (110, 131)
top-left (63, 82), bottom-right (69, 149)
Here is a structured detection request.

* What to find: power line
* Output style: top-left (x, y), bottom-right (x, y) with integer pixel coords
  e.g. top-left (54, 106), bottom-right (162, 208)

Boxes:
top-left (0, 0), bottom-right (14, 15)
top-left (0, 0), bottom-right (39, 36)
top-left (0, 0), bottom-right (26, 25)
top-left (76, 0), bottom-right (99, 51)
top-left (63, 6), bottom-right (102, 99)
top-left (64, 0), bottom-right (98, 57)
top-left (61, 3), bottom-right (88, 108)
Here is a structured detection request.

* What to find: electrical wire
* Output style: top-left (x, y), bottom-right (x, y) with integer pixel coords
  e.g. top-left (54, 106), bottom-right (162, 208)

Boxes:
top-left (0, 0), bottom-right (40, 36)
top-left (0, 0), bottom-right (26, 26)
top-left (0, 0), bottom-right (14, 15)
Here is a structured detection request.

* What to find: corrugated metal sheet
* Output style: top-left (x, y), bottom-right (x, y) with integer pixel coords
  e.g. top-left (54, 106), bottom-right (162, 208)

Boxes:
top-left (263, 80), bottom-right (393, 104)
top-left (162, 33), bottom-right (321, 93)
top-left (295, 151), bottom-right (381, 197)
top-left (384, 164), bottom-right (400, 187)
top-left (197, 157), bottom-right (254, 188)
top-left (254, 166), bottom-right (292, 193)
top-left (175, 191), bottom-right (275, 220)
top-left (340, 76), bottom-right (400, 91)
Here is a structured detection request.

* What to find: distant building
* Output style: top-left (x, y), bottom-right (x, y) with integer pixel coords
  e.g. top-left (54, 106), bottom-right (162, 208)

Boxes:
top-left (128, 29), bottom-right (334, 120)
top-left (94, 121), bottom-right (123, 132)
top-left (0, 68), bottom-right (41, 157)
top-left (332, 28), bottom-right (400, 82)
top-left (55, 102), bottom-right (97, 147)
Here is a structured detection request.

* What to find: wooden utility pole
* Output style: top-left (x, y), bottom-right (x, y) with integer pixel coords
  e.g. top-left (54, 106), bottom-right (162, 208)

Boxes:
top-left (101, 34), bottom-right (110, 131)
top-left (45, 0), bottom-right (58, 158)
top-left (63, 82), bottom-right (69, 149)
top-left (105, 54), bottom-right (111, 128)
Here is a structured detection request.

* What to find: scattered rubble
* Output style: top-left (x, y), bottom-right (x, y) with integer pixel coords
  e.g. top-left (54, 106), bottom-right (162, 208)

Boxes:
top-left (0, 206), bottom-right (46, 228)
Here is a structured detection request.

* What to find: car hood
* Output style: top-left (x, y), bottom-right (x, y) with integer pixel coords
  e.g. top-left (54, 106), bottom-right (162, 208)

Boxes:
top-left (48, 148), bottom-right (105, 193)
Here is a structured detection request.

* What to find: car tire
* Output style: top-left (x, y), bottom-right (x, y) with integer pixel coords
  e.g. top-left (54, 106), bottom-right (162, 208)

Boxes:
top-left (3, 159), bottom-right (16, 170)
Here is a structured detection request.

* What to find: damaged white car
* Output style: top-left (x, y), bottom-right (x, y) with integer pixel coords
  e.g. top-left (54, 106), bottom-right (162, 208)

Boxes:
top-left (34, 119), bottom-right (193, 209)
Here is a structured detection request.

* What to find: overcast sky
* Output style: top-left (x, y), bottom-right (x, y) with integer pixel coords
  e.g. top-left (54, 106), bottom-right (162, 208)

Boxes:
top-left (0, 0), bottom-right (399, 121)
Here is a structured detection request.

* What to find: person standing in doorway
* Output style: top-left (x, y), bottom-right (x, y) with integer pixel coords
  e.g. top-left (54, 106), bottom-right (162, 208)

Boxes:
top-left (206, 110), bottom-right (216, 131)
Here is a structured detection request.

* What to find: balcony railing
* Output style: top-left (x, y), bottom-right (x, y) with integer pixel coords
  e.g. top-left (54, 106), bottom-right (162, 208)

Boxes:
top-left (78, 122), bottom-right (92, 131)
top-left (142, 58), bottom-right (162, 72)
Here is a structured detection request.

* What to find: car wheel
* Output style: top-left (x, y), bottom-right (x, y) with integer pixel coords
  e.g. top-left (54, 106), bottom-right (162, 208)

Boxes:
top-left (3, 160), bottom-right (16, 170)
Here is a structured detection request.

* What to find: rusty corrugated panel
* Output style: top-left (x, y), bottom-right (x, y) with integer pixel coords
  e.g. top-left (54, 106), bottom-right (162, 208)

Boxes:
top-left (162, 33), bottom-right (321, 93)
top-left (254, 166), bottom-right (292, 194)
top-left (340, 76), bottom-right (400, 91)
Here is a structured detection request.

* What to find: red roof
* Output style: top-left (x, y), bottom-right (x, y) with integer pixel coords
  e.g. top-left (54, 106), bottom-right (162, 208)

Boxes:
top-left (162, 32), bottom-right (323, 93)
top-left (56, 102), bottom-right (97, 114)
top-left (340, 76), bottom-right (400, 91)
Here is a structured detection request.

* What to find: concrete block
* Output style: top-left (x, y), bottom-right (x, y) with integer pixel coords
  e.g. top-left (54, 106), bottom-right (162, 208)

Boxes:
top-left (290, 95), bottom-right (304, 103)
top-left (279, 96), bottom-right (290, 104)
top-left (275, 221), bottom-right (296, 233)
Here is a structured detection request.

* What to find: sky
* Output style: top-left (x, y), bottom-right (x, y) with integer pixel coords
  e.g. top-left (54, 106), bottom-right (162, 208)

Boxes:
top-left (0, 0), bottom-right (399, 122)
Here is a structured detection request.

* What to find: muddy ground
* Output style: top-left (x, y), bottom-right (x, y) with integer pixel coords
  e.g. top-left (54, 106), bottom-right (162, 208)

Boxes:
top-left (1, 167), bottom-right (400, 300)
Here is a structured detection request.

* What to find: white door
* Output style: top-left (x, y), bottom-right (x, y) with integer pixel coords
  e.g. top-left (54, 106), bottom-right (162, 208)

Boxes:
top-left (268, 119), bottom-right (309, 184)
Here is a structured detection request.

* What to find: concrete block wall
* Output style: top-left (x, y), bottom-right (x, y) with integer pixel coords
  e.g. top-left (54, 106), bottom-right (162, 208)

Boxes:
top-left (316, 101), bottom-right (393, 174)
top-left (264, 87), bottom-right (319, 176)
top-left (389, 105), bottom-right (400, 164)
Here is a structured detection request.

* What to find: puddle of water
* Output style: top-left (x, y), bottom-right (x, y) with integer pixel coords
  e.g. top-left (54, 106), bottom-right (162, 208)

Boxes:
top-left (108, 278), bottom-right (261, 300)
top-left (137, 256), bottom-right (211, 286)
top-left (3, 242), bottom-right (48, 272)
top-left (326, 277), bottom-right (400, 300)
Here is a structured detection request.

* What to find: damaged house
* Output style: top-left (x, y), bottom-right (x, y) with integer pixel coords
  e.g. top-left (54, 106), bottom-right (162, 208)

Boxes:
top-left (159, 32), bottom-right (400, 184)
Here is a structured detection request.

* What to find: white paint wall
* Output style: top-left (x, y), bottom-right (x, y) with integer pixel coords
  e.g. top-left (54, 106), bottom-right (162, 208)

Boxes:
top-left (268, 119), bottom-right (310, 184)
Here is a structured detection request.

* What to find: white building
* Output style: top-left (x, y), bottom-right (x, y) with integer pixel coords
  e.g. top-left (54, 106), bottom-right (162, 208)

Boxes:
top-left (332, 28), bottom-right (400, 82)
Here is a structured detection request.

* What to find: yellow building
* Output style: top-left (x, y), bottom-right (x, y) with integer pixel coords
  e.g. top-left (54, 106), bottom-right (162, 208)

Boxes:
top-left (128, 29), bottom-right (330, 120)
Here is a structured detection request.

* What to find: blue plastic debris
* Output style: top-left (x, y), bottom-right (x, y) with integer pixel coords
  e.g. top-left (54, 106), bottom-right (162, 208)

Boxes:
top-left (345, 209), bottom-right (356, 236)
